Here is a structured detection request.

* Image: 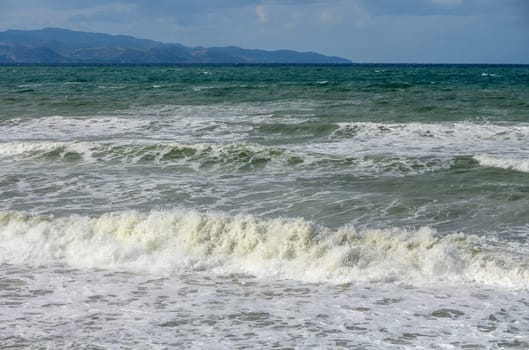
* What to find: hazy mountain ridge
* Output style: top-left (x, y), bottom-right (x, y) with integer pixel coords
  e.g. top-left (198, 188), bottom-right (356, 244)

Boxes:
top-left (0, 28), bottom-right (351, 64)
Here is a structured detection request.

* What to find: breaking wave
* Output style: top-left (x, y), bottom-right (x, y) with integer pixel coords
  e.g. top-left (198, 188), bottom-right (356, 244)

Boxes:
top-left (474, 154), bottom-right (529, 173)
top-left (0, 141), bottom-right (295, 168)
top-left (1, 210), bottom-right (528, 287)
top-left (0, 141), bottom-right (457, 175)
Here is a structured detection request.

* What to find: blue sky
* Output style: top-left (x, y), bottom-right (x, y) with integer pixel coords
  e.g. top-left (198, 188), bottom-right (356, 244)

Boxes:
top-left (0, 0), bottom-right (528, 63)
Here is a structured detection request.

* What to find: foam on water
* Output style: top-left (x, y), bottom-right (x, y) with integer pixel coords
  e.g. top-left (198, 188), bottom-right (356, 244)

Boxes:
top-left (4, 113), bottom-right (527, 158)
top-left (0, 116), bottom-right (152, 141)
top-left (474, 154), bottom-right (529, 173)
top-left (0, 102), bottom-right (313, 143)
top-left (0, 141), bottom-right (86, 157)
top-left (1, 210), bottom-right (528, 287)
top-left (2, 264), bottom-right (528, 349)
top-left (326, 121), bottom-right (529, 157)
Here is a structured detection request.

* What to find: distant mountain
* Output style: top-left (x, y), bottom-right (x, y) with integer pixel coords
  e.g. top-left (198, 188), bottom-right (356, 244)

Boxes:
top-left (0, 28), bottom-right (351, 64)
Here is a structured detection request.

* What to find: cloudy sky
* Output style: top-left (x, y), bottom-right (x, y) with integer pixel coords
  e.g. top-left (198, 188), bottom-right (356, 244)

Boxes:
top-left (0, 0), bottom-right (528, 63)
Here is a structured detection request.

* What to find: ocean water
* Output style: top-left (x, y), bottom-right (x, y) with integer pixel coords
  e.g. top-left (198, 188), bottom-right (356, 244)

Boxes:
top-left (1, 64), bottom-right (529, 349)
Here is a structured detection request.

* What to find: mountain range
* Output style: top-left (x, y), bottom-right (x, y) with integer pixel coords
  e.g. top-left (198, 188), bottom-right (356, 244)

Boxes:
top-left (0, 28), bottom-right (351, 64)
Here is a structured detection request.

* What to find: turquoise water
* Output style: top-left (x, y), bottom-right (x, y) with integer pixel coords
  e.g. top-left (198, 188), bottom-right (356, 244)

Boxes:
top-left (1, 64), bottom-right (529, 348)
top-left (2, 65), bottom-right (529, 122)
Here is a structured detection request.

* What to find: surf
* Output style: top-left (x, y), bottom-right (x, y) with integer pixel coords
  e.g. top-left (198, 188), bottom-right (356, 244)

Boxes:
top-left (1, 210), bottom-right (528, 288)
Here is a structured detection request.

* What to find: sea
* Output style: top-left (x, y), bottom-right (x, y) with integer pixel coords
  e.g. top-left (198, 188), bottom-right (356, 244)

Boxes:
top-left (1, 64), bottom-right (528, 349)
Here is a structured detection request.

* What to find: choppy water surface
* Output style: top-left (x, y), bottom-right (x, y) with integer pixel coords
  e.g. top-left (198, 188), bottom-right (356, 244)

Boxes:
top-left (1, 64), bottom-right (529, 348)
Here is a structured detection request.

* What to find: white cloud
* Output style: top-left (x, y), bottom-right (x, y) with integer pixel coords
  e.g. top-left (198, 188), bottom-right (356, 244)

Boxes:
top-left (0, 0), bottom-right (526, 63)
top-left (319, 10), bottom-right (339, 24)
top-left (0, 2), bottom-right (137, 32)
top-left (256, 5), bottom-right (268, 23)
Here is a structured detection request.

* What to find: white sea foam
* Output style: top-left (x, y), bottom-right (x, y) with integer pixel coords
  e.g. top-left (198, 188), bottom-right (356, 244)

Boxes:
top-left (0, 141), bottom-right (106, 158)
top-left (0, 115), bottom-right (151, 141)
top-left (474, 154), bottom-right (529, 173)
top-left (0, 102), bottom-right (313, 143)
top-left (1, 210), bottom-right (527, 287)
top-left (323, 121), bottom-right (529, 157)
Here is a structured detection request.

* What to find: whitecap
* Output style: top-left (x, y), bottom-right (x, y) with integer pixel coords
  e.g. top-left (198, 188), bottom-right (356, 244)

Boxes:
top-left (474, 154), bottom-right (529, 173)
top-left (1, 210), bottom-right (528, 287)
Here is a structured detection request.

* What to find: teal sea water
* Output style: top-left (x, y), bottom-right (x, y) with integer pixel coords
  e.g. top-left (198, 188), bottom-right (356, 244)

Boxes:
top-left (1, 64), bottom-right (529, 348)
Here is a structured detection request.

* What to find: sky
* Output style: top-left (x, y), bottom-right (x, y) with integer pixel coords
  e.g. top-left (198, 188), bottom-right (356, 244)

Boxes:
top-left (0, 0), bottom-right (528, 63)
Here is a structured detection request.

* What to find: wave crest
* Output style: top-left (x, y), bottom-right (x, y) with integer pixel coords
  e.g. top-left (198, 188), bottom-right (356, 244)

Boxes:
top-left (0, 142), bottom-right (295, 168)
top-left (1, 210), bottom-right (527, 287)
top-left (0, 141), bottom-right (455, 175)
top-left (474, 154), bottom-right (529, 173)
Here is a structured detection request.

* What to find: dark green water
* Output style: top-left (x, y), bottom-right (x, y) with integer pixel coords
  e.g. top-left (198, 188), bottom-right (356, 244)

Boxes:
top-left (2, 65), bottom-right (529, 122)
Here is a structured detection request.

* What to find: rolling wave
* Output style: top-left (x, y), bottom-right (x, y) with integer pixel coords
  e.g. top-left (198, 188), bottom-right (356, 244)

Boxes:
top-left (474, 154), bottom-right (529, 173)
top-left (1, 210), bottom-right (528, 287)
top-left (0, 141), bottom-right (457, 175)
top-left (0, 141), bottom-right (292, 167)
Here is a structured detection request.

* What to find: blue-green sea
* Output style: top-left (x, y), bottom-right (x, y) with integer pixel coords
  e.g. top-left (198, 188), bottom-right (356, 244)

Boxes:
top-left (1, 64), bottom-right (529, 348)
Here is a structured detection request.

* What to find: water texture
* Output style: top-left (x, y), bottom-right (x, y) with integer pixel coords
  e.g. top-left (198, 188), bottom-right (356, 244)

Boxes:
top-left (1, 64), bottom-right (528, 349)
